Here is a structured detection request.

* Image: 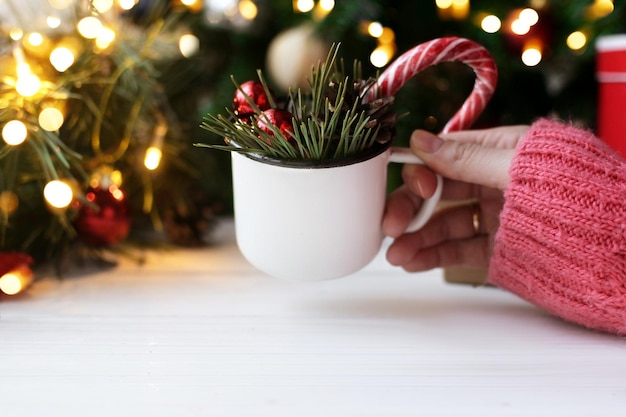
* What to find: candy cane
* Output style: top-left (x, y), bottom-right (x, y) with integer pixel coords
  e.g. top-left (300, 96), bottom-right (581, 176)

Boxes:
top-left (370, 37), bottom-right (498, 133)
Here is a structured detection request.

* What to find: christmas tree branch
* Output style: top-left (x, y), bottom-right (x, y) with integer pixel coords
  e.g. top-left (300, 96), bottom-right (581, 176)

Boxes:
top-left (199, 43), bottom-right (394, 161)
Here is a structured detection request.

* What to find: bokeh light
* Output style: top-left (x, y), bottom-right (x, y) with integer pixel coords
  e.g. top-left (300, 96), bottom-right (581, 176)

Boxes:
top-left (481, 15), bottom-right (501, 33)
top-left (2, 120), bottom-right (28, 145)
top-left (179, 34), bottom-right (199, 58)
top-left (43, 180), bottom-right (74, 209)
top-left (567, 31), bottom-right (587, 50)
top-left (39, 107), bottom-right (65, 131)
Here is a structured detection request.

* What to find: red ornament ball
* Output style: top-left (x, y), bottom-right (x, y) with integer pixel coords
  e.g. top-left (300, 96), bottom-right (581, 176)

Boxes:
top-left (256, 109), bottom-right (294, 142)
top-left (233, 81), bottom-right (272, 118)
top-left (74, 185), bottom-right (131, 246)
top-left (0, 252), bottom-right (33, 276)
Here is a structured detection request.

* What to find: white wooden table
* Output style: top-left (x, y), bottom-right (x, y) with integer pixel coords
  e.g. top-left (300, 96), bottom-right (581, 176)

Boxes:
top-left (1, 220), bottom-right (625, 417)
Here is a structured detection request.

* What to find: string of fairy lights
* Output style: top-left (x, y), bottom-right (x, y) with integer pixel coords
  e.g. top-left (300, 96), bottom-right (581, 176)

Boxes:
top-left (0, 0), bottom-right (207, 296)
top-left (295, 0), bottom-right (616, 69)
top-left (0, 0), bottom-right (271, 296)
top-left (2, 0), bottom-right (193, 211)
top-left (0, 0), bottom-right (620, 296)
top-left (436, 0), bottom-right (616, 66)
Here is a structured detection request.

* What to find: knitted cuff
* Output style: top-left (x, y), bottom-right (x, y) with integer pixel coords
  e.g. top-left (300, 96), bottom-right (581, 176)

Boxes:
top-left (487, 118), bottom-right (626, 334)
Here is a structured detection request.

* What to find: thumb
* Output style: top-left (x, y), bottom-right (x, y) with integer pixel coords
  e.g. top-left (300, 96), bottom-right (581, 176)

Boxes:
top-left (410, 130), bottom-right (514, 190)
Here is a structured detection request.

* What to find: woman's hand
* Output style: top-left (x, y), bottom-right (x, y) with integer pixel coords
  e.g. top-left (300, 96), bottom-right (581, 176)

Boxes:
top-left (382, 125), bottom-right (529, 272)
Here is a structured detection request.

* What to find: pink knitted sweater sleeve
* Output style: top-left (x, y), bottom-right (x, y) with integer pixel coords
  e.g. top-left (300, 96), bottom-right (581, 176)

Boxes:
top-left (487, 119), bottom-right (626, 335)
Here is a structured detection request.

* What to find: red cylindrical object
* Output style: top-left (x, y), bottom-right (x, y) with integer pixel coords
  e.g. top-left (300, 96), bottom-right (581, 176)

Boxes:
top-left (596, 34), bottom-right (626, 158)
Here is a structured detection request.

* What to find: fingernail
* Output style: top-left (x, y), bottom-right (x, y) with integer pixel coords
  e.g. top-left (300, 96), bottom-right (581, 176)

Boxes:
top-left (411, 131), bottom-right (443, 153)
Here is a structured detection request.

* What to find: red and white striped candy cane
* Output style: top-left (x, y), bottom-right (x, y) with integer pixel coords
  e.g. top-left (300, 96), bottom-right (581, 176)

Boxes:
top-left (371, 37), bottom-right (498, 133)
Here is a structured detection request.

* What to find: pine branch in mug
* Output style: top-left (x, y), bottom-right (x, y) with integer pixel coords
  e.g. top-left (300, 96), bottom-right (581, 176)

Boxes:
top-left (198, 44), bottom-right (396, 161)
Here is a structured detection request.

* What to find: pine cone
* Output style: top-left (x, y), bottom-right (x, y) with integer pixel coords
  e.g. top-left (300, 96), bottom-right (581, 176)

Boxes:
top-left (363, 95), bottom-right (397, 145)
top-left (324, 77), bottom-right (397, 145)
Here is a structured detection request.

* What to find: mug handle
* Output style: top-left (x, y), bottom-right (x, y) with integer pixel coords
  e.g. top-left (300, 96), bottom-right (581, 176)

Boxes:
top-left (389, 147), bottom-right (443, 233)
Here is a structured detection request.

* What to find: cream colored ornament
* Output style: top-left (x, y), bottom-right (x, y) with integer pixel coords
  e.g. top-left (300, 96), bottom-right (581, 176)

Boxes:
top-left (265, 24), bottom-right (328, 92)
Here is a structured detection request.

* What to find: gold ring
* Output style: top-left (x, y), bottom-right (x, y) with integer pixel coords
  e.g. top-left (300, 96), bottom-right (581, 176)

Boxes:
top-left (471, 203), bottom-right (481, 234)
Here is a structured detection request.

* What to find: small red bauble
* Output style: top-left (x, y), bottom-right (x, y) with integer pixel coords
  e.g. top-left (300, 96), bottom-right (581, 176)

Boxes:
top-left (74, 185), bottom-right (131, 246)
top-left (0, 252), bottom-right (33, 276)
top-left (256, 109), bottom-right (294, 142)
top-left (233, 81), bottom-right (272, 117)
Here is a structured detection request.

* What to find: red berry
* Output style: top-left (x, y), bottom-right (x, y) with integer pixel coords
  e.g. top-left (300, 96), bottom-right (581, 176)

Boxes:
top-left (256, 109), bottom-right (294, 142)
top-left (233, 81), bottom-right (272, 117)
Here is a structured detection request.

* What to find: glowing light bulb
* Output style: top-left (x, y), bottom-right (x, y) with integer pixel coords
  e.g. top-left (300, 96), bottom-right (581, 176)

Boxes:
top-left (370, 45), bottom-right (393, 68)
top-left (15, 73), bottom-right (42, 97)
top-left (295, 0), bottom-right (314, 13)
top-left (92, 0), bottom-right (114, 13)
top-left (110, 186), bottom-right (124, 201)
top-left (481, 15), bottom-right (501, 33)
top-left (50, 46), bottom-right (75, 72)
top-left (39, 108), bottom-right (65, 131)
top-left (368, 22), bottom-right (384, 38)
top-left (43, 180), bottom-right (73, 209)
top-left (9, 28), bottom-right (23, 40)
top-left (511, 19), bottom-right (530, 35)
top-left (110, 170), bottom-right (123, 187)
top-left (587, 0), bottom-right (614, 19)
top-left (521, 47), bottom-right (542, 66)
top-left (2, 120), bottom-right (28, 145)
top-left (0, 191), bottom-right (19, 215)
top-left (451, 0), bottom-right (469, 17)
top-left (47, 16), bottom-right (61, 29)
top-left (179, 34), bottom-right (199, 58)
top-left (144, 122), bottom-right (167, 171)
top-left (239, 0), bottom-right (258, 19)
top-left (567, 31), bottom-right (587, 51)
top-left (519, 8), bottom-right (539, 26)
top-left (118, 0), bottom-right (138, 10)
top-left (0, 267), bottom-right (33, 296)
top-left (436, 0), bottom-right (453, 9)
top-left (27, 32), bottom-right (44, 47)
top-left (180, 0), bottom-right (202, 12)
top-left (0, 273), bottom-right (23, 295)
top-left (144, 147), bottom-right (163, 170)
top-left (437, 0), bottom-right (467, 19)
top-left (95, 27), bottom-right (116, 49)
top-left (319, 0), bottom-right (335, 12)
top-left (77, 17), bottom-right (103, 39)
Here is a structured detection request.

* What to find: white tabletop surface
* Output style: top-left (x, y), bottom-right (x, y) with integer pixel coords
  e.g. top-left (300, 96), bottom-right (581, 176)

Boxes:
top-left (1, 220), bottom-right (625, 417)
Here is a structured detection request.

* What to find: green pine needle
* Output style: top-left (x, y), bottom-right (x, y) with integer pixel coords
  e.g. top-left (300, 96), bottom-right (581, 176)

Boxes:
top-left (198, 43), bottom-right (388, 161)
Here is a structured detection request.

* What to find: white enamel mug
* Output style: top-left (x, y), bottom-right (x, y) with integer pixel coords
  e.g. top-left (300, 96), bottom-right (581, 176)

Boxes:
top-left (231, 144), bottom-right (442, 280)
top-left (230, 37), bottom-right (497, 280)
